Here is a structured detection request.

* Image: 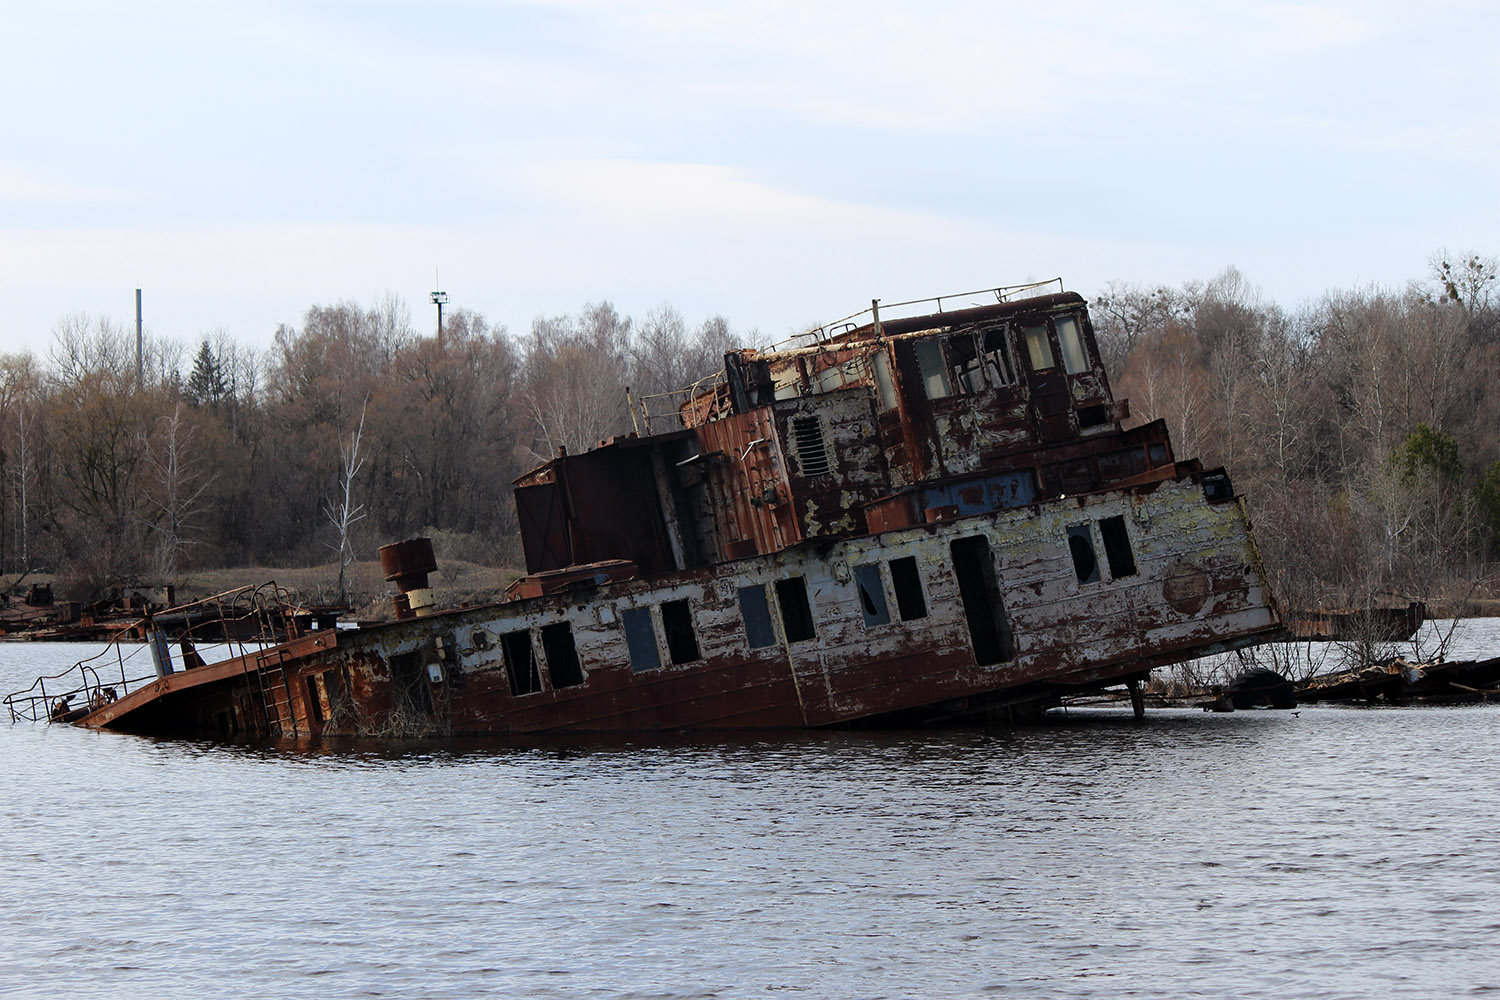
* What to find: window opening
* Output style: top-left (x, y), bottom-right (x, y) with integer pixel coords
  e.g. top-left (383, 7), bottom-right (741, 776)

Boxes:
top-left (950, 535), bottom-right (1014, 665)
top-left (1022, 323), bottom-right (1055, 371)
top-left (772, 362), bottom-right (802, 400)
top-left (661, 598), bottom-right (702, 664)
top-left (775, 577), bottom-right (817, 642)
top-left (1067, 524), bottom-right (1100, 584)
top-left (304, 674), bottom-right (326, 724)
top-left (914, 340), bottom-right (953, 399)
top-left (621, 607), bottom-right (661, 672)
top-left (738, 585), bottom-right (778, 649)
top-left (815, 358), bottom-right (862, 393)
top-left (791, 415), bottom-right (832, 477)
top-left (1100, 515), bottom-right (1138, 579)
top-left (852, 563), bottom-right (890, 627)
top-left (948, 333), bottom-right (984, 393)
top-left (889, 556), bottom-right (929, 620)
top-left (389, 649), bottom-right (435, 717)
top-left (502, 629), bottom-right (542, 696)
top-left (1056, 315), bottom-right (1088, 374)
top-left (981, 327), bottom-right (1016, 386)
top-left (322, 668), bottom-right (345, 717)
top-left (872, 351), bottom-right (898, 410)
top-left (1077, 404), bottom-right (1110, 428)
top-left (541, 622), bottom-right (585, 689)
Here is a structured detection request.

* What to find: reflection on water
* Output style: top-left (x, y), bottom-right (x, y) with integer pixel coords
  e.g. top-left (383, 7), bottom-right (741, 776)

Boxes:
top-left (2, 635), bottom-right (1500, 998)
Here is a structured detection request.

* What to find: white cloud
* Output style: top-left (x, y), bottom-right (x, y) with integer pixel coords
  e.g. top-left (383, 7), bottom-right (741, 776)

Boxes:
top-left (0, 163), bottom-right (137, 204)
top-left (508, 156), bottom-right (982, 235)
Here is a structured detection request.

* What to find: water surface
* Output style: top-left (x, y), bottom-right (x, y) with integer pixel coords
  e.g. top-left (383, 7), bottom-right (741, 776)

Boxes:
top-left (3, 627), bottom-right (1499, 999)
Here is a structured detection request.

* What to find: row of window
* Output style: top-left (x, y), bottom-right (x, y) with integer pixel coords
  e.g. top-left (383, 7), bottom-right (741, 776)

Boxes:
top-left (912, 314), bottom-right (1091, 404)
top-left (458, 518), bottom-right (1128, 699)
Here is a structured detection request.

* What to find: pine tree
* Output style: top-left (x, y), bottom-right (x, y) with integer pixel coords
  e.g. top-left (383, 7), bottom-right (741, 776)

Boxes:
top-left (185, 339), bottom-right (229, 408)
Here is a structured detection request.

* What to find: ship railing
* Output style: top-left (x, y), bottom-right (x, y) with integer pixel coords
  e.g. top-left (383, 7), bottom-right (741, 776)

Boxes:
top-left (627, 368), bottom-right (730, 436)
top-left (766, 278), bottom-right (1066, 352)
top-left (3, 581), bottom-right (300, 724)
top-left (621, 279), bottom-right (1065, 434)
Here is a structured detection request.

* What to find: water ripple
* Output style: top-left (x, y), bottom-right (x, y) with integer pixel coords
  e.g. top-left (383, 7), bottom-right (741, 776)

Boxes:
top-left (4, 639), bottom-right (1500, 997)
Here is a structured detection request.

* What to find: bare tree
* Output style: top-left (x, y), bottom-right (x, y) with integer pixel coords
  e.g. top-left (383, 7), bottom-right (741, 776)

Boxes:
top-left (324, 398), bottom-right (369, 605)
top-left (142, 404), bottom-right (217, 580)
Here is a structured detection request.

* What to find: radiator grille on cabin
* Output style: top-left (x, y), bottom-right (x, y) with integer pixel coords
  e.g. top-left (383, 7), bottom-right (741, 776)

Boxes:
top-left (791, 415), bottom-right (831, 477)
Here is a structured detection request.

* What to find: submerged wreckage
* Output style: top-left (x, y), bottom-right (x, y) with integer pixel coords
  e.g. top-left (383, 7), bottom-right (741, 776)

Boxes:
top-left (9, 281), bottom-right (1283, 736)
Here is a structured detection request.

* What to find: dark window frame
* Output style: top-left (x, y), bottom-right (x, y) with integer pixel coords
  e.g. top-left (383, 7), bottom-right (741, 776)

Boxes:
top-left (541, 622), bottom-right (585, 689)
top-left (738, 585), bottom-right (779, 649)
top-left (661, 598), bottom-right (703, 665)
top-left (775, 577), bottom-right (817, 643)
top-left (621, 606), bottom-right (662, 673)
top-left (889, 556), bottom-right (929, 621)
top-left (1067, 524), bottom-right (1100, 585)
top-left (852, 562), bottom-right (891, 628)
top-left (1099, 515), bottom-right (1138, 579)
top-left (501, 629), bottom-right (543, 696)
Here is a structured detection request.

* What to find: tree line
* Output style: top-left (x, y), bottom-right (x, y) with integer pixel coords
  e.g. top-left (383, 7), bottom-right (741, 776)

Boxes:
top-left (1, 252), bottom-right (1495, 609)
top-left (0, 298), bottom-right (736, 600)
top-left (1094, 252), bottom-right (1499, 612)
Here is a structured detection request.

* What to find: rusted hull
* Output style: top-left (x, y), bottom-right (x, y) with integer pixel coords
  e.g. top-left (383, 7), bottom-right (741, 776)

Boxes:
top-left (78, 469), bottom-right (1280, 737)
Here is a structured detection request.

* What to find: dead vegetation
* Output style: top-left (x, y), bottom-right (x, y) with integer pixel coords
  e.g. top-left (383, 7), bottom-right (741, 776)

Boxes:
top-left (173, 557), bottom-right (525, 620)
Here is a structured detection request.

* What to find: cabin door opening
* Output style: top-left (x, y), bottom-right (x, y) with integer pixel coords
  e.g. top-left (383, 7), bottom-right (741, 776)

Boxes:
top-left (950, 535), bottom-right (1014, 666)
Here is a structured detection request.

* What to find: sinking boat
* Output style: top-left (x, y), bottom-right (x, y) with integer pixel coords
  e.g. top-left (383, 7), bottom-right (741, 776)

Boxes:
top-left (7, 280), bottom-right (1284, 736)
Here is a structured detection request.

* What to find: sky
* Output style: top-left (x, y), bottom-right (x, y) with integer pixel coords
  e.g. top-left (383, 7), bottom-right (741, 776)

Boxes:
top-left (2, 0), bottom-right (1497, 355)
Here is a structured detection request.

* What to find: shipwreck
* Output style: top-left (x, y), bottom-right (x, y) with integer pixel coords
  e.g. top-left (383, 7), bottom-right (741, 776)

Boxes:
top-left (8, 280), bottom-right (1284, 736)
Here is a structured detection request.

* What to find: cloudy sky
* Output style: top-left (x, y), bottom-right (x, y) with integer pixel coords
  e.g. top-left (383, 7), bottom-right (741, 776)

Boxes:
top-left (1, 0), bottom-right (1496, 354)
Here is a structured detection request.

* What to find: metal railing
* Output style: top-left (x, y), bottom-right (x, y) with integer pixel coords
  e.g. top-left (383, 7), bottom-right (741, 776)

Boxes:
top-left (4, 582), bottom-right (299, 724)
top-left (619, 280), bottom-right (1067, 436)
top-left (764, 279), bottom-right (1065, 353)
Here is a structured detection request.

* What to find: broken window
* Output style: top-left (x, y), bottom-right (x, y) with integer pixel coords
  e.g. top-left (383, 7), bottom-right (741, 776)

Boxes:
top-left (889, 556), bottom-right (929, 620)
top-left (1067, 524), bottom-right (1100, 584)
top-left (790, 415), bottom-right (832, 477)
top-left (1077, 404), bottom-right (1110, 428)
top-left (738, 585), bottom-right (778, 649)
top-left (872, 351), bottom-right (898, 410)
top-left (1100, 515), bottom-right (1137, 579)
top-left (304, 673), bottom-right (327, 724)
top-left (775, 577), bottom-right (817, 642)
top-left (815, 358), bottom-right (863, 393)
top-left (914, 340), bottom-right (953, 399)
top-left (1022, 323), bottom-right (1055, 371)
top-left (661, 598), bottom-right (702, 664)
top-left (622, 607), bottom-right (661, 672)
top-left (950, 535), bottom-right (1014, 665)
top-left (389, 649), bottom-right (434, 717)
top-left (541, 622), bottom-right (585, 689)
top-left (981, 327), bottom-right (1017, 386)
top-left (1055, 315), bottom-right (1089, 375)
top-left (852, 563), bottom-right (890, 627)
top-left (947, 332), bottom-right (985, 393)
top-left (502, 629), bottom-right (542, 696)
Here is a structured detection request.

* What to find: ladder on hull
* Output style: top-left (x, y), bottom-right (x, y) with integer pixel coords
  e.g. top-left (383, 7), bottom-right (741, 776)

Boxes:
top-left (249, 649), bottom-right (300, 738)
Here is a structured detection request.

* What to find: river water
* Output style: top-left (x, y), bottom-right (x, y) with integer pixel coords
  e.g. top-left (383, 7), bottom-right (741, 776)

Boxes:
top-left (3, 622), bottom-right (1499, 999)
